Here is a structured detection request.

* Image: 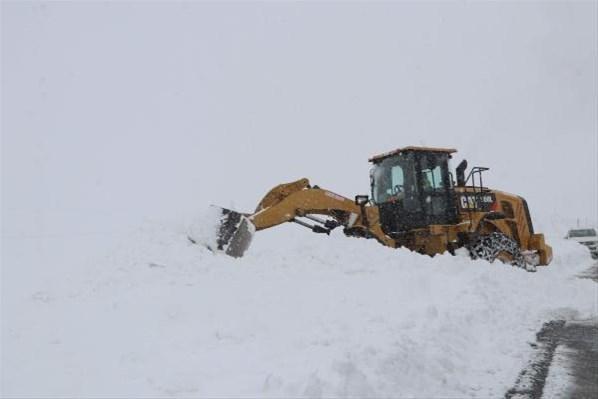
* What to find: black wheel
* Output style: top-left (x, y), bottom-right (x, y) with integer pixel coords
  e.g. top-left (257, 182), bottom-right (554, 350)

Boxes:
top-left (467, 232), bottom-right (532, 271)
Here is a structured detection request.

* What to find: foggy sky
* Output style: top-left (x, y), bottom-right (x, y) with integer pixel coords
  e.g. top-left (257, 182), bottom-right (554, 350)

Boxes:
top-left (2, 1), bottom-right (597, 239)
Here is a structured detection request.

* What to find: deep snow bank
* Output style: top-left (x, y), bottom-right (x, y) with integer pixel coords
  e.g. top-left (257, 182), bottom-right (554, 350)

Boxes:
top-left (2, 215), bottom-right (596, 398)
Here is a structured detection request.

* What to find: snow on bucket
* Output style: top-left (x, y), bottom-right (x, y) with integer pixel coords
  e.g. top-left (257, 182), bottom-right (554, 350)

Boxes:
top-left (188, 205), bottom-right (255, 258)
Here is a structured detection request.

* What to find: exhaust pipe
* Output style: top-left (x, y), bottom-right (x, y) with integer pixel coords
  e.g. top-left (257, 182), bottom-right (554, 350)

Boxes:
top-left (456, 159), bottom-right (468, 186)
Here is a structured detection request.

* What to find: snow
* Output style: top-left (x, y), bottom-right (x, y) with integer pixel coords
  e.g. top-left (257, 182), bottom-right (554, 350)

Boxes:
top-left (187, 205), bottom-right (224, 251)
top-left (2, 214), bottom-right (596, 398)
top-left (2, 2), bottom-right (597, 397)
top-left (541, 345), bottom-right (574, 399)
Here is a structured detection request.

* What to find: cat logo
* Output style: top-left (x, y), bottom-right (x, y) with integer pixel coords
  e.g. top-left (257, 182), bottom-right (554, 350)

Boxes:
top-left (458, 193), bottom-right (496, 211)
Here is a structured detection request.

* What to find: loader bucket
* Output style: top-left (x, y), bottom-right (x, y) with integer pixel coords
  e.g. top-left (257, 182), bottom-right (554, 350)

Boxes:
top-left (215, 207), bottom-right (255, 258)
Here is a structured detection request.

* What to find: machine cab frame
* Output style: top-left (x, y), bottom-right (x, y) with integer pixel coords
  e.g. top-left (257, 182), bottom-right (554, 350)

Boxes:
top-left (369, 147), bottom-right (459, 235)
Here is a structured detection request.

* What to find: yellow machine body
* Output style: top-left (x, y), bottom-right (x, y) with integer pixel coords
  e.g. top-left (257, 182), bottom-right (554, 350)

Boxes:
top-left (212, 146), bottom-right (552, 269)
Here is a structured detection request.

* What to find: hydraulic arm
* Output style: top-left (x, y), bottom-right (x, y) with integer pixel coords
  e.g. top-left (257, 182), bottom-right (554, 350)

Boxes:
top-left (212, 178), bottom-right (394, 257)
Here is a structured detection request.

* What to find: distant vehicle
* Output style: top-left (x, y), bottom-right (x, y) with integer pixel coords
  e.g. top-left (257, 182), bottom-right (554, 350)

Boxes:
top-left (565, 228), bottom-right (598, 259)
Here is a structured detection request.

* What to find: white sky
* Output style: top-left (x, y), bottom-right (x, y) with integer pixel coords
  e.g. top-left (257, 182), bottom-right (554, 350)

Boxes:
top-left (2, 2), bottom-right (597, 238)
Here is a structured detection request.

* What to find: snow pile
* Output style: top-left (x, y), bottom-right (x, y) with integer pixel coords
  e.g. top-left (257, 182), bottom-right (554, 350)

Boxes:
top-left (187, 205), bottom-right (224, 251)
top-left (2, 214), bottom-right (596, 398)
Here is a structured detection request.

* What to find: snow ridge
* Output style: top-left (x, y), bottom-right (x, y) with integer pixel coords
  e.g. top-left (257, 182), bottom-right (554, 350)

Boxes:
top-left (2, 217), bottom-right (596, 398)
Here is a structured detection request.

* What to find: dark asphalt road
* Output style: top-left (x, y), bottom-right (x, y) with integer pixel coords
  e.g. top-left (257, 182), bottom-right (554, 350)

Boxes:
top-left (558, 320), bottom-right (598, 398)
top-left (558, 262), bottom-right (598, 399)
top-left (506, 262), bottom-right (598, 399)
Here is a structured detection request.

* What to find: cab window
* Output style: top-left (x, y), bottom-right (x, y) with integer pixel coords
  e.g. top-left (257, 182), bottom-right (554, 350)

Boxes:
top-left (371, 153), bottom-right (416, 204)
top-left (419, 155), bottom-right (445, 191)
top-left (421, 166), bottom-right (443, 191)
top-left (391, 165), bottom-right (405, 193)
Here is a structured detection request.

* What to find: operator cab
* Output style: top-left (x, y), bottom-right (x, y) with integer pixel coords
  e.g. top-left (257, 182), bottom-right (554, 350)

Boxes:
top-left (369, 146), bottom-right (459, 235)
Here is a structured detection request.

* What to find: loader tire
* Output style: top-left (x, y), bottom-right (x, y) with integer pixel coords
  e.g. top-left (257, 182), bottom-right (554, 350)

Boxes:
top-left (468, 232), bottom-right (532, 271)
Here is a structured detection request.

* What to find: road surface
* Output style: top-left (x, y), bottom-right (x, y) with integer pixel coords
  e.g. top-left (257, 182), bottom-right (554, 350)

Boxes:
top-left (507, 262), bottom-right (597, 399)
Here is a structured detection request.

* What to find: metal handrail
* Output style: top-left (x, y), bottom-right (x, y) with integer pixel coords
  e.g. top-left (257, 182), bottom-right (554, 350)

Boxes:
top-left (463, 166), bottom-right (490, 231)
top-left (465, 167), bottom-right (489, 193)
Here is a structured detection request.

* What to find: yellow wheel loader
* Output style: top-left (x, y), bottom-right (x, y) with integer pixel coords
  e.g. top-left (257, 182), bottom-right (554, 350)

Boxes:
top-left (200, 146), bottom-right (552, 271)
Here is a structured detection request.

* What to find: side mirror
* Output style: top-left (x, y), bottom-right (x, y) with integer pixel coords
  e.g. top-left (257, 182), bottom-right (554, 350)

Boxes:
top-left (355, 195), bottom-right (369, 206)
top-left (354, 195), bottom-right (371, 230)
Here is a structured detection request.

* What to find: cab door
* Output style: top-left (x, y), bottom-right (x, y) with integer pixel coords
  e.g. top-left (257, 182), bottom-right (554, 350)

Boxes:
top-left (376, 153), bottom-right (427, 233)
top-left (416, 153), bottom-right (459, 226)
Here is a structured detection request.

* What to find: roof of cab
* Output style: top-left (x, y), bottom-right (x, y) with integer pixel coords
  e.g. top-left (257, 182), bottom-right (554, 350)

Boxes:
top-left (369, 146), bottom-right (457, 163)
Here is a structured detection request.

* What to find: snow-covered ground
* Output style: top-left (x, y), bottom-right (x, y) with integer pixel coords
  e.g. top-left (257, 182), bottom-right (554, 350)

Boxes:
top-left (2, 212), bottom-right (596, 398)
top-left (3, 2), bottom-right (597, 397)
